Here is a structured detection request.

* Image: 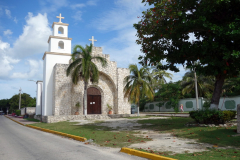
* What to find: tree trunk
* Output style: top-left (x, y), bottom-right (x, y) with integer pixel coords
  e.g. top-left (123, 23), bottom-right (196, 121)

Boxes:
top-left (83, 81), bottom-right (88, 116)
top-left (137, 102), bottom-right (140, 117)
top-left (210, 74), bottom-right (225, 110)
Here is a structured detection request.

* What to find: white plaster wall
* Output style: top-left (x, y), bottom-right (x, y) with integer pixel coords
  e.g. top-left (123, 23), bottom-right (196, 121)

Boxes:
top-left (218, 96), bottom-right (240, 111)
top-left (53, 24), bottom-right (68, 37)
top-left (49, 38), bottom-right (71, 53)
top-left (178, 97), bottom-right (204, 111)
top-left (42, 54), bottom-right (71, 116)
top-left (36, 81), bottom-right (43, 115)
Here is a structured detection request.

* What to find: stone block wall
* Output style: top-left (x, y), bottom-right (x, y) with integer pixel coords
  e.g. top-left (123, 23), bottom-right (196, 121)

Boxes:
top-left (52, 46), bottom-right (131, 117)
top-left (53, 64), bottom-right (72, 115)
top-left (117, 68), bottom-right (131, 114)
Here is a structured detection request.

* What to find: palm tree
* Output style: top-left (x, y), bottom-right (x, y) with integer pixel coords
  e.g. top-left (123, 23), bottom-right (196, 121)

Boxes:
top-left (149, 63), bottom-right (173, 91)
top-left (181, 71), bottom-right (214, 97)
top-left (66, 44), bottom-right (107, 116)
top-left (123, 64), bottom-right (154, 116)
top-left (152, 63), bottom-right (173, 83)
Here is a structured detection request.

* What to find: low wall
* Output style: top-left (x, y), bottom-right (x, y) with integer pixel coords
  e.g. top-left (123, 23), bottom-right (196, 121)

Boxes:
top-left (34, 114), bottom-right (111, 123)
top-left (237, 104), bottom-right (240, 134)
top-left (21, 107), bottom-right (36, 115)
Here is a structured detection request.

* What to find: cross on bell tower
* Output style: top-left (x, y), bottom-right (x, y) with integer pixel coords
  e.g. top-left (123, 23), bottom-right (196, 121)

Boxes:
top-left (56, 13), bottom-right (64, 23)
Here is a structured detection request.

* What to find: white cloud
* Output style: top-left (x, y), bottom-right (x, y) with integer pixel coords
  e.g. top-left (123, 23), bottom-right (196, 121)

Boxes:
top-left (10, 12), bottom-right (51, 58)
top-left (70, 3), bottom-right (85, 9)
top-left (72, 11), bottom-right (82, 21)
top-left (14, 17), bottom-right (18, 23)
top-left (11, 59), bottom-right (43, 79)
top-left (3, 29), bottom-right (13, 36)
top-left (5, 9), bottom-right (11, 18)
top-left (0, 40), bottom-right (19, 79)
top-left (87, 0), bottom-right (97, 6)
top-left (0, 12), bottom-right (50, 80)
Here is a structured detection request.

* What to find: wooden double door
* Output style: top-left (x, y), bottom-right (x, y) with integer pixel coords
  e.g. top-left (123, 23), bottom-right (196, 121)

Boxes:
top-left (87, 87), bottom-right (101, 114)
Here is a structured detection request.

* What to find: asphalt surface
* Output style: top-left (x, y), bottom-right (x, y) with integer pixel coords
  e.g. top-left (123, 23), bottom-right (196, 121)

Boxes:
top-left (0, 116), bottom-right (145, 160)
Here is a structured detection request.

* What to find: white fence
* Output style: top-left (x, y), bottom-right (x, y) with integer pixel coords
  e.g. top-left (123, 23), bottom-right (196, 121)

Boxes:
top-left (143, 96), bottom-right (239, 112)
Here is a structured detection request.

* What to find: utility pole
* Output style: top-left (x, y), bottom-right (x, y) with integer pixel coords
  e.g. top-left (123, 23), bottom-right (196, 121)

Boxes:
top-left (19, 88), bottom-right (22, 110)
top-left (194, 69), bottom-right (199, 110)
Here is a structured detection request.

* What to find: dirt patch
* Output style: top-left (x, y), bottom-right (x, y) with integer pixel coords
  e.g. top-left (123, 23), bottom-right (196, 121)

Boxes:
top-left (72, 117), bottom-right (220, 154)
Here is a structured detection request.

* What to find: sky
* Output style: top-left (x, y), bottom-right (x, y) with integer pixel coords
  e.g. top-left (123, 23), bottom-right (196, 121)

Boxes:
top-left (0, 0), bottom-right (187, 100)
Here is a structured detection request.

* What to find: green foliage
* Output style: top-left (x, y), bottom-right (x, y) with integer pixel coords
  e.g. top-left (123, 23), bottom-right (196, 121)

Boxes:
top-left (222, 75), bottom-right (240, 96)
top-left (222, 110), bottom-right (237, 122)
top-left (135, 0), bottom-right (240, 108)
top-left (203, 100), bottom-right (211, 109)
top-left (148, 62), bottom-right (173, 91)
top-left (139, 98), bottom-right (150, 111)
top-left (66, 44), bottom-right (107, 85)
top-left (5, 93), bottom-right (36, 113)
top-left (66, 44), bottom-right (107, 115)
top-left (15, 110), bottom-right (21, 116)
top-left (156, 81), bottom-right (182, 112)
top-left (189, 110), bottom-right (236, 124)
top-left (107, 104), bottom-right (112, 111)
top-left (75, 102), bottom-right (81, 108)
top-left (181, 71), bottom-right (214, 98)
top-left (123, 64), bottom-right (154, 115)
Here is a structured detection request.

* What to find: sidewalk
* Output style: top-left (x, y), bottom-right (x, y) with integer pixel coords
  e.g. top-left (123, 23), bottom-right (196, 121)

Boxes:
top-left (5, 115), bottom-right (40, 125)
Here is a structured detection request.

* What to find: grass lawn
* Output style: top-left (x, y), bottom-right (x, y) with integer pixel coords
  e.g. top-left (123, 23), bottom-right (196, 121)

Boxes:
top-left (31, 121), bottom-right (151, 148)
top-left (25, 118), bottom-right (40, 122)
top-left (136, 148), bottom-right (240, 160)
top-left (137, 117), bottom-right (239, 147)
top-left (31, 117), bottom-right (240, 159)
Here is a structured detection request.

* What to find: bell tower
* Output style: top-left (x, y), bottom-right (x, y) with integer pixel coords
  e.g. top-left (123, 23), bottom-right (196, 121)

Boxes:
top-left (42, 13), bottom-right (72, 116)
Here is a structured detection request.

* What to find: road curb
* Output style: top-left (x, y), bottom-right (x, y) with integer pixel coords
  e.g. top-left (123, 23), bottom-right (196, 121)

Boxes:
top-left (120, 147), bottom-right (177, 160)
top-left (4, 115), bottom-right (87, 142)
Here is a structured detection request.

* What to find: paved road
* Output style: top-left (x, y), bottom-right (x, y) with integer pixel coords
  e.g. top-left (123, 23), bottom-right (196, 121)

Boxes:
top-left (0, 116), bottom-right (145, 160)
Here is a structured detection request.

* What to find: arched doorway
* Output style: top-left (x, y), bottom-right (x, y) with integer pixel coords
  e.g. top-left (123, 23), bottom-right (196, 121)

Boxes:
top-left (87, 87), bottom-right (101, 114)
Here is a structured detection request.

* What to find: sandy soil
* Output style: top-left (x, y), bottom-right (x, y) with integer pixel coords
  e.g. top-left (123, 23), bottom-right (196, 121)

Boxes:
top-left (71, 117), bottom-right (221, 154)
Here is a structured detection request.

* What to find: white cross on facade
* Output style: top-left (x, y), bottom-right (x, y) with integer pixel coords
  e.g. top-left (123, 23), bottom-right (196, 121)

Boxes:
top-left (56, 13), bottom-right (64, 23)
top-left (89, 36), bottom-right (97, 46)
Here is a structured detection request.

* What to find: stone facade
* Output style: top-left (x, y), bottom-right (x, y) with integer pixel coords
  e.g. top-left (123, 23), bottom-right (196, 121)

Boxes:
top-left (51, 46), bottom-right (131, 119)
top-left (237, 104), bottom-right (240, 133)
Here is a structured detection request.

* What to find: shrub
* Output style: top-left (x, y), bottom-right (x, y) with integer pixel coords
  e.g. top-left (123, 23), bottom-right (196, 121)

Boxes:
top-left (203, 100), bottom-right (211, 109)
top-left (15, 110), bottom-right (21, 116)
top-left (189, 109), bottom-right (236, 124)
top-left (222, 110), bottom-right (237, 122)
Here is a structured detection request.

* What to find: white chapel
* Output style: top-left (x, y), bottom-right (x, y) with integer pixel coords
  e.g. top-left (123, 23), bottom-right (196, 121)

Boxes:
top-left (35, 14), bottom-right (131, 123)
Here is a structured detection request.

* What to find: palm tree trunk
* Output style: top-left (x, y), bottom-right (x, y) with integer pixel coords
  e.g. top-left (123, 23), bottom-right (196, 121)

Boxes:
top-left (137, 102), bottom-right (140, 117)
top-left (210, 74), bottom-right (225, 109)
top-left (83, 81), bottom-right (88, 116)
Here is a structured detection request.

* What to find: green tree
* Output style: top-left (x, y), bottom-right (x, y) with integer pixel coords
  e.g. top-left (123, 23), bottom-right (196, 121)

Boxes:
top-left (123, 64), bottom-right (154, 116)
top-left (181, 71), bottom-right (214, 97)
top-left (149, 62), bottom-right (173, 91)
top-left (66, 44), bottom-right (107, 116)
top-left (134, 0), bottom-right (240, 109)
top-left (222, 75), bottom-right (240, 96)
top-left (0, 99), bottom-right (10, 110)
top-left (8, 93), bottom-right (36, 113)
top-left (156, 81), bottom-right (182, 112)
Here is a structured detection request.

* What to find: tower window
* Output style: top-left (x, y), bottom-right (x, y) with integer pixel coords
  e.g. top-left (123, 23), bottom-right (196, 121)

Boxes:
top-left (58, 41), bottom-right (64, 49)
top-left (58, 27), bottom-right (64, 34)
